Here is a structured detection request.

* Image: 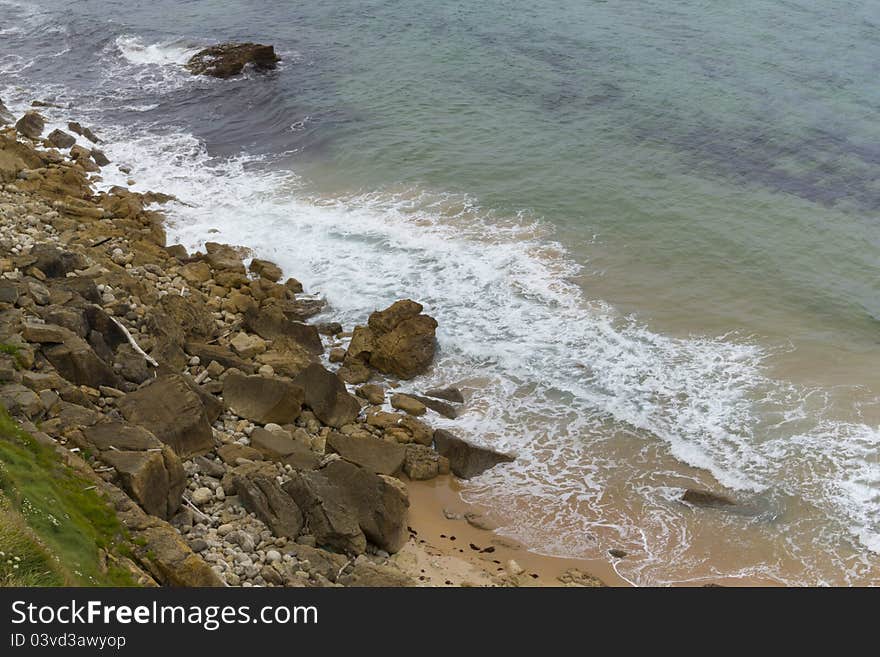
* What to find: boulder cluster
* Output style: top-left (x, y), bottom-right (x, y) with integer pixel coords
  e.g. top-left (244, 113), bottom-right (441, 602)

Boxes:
top-left (0, 103), bottom-right (515, 587)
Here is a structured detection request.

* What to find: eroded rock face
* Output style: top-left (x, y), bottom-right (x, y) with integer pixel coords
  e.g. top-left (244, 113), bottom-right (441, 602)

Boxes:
top-left (345, 299), bottom-right (438, 379)
top-left (185, 43), bottom-right (280, 79)
top-left (118, 374), bottom-right (214, 458)
top-left (432, 429), bottom-right (514, 479)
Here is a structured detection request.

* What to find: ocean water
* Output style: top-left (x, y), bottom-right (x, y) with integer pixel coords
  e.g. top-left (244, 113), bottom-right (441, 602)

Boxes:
top-left (2, 0), bottom-right (879, 585)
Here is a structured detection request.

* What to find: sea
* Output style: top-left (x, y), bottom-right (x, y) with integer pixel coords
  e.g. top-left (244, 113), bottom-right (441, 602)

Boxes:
top-left (2, 0), bottom-right (879, 585)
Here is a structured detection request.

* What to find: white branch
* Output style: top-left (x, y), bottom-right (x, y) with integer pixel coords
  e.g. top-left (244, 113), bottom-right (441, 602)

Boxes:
top-left (110, 316), bottom-right (158, 367)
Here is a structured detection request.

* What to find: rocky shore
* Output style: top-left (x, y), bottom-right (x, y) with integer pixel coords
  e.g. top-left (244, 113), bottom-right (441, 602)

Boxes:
top-left (0, 98), bottom-right (607, 587)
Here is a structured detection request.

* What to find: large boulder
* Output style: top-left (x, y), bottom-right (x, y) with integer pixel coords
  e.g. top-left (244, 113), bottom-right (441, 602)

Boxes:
top-left (283, 470), bottom-right (367, 555)
top-left (244, 306), bottom-right (323, 354)
top-left (345, 300), bottom-right (437, 379)
top-left (15, 111), bottom-right (44, 139)
top-left (249, 426), bottom-right (319, 470)
top-left (432, 429), bottom-right (514, 479)
top-left (101, 446), bottom-right (184, 520)
top-left (118, 374), bottom-right (214, 458)
top-left (234, 475), bottom-right (304, 539)
top-left (43, 337), bottom-right (120, 388)
top-left (203, 242), bottom-right (246, 273)
top-left (293, 363), bottom-right (360, 428)
top-left (185, 43), bottom-right (280, 78)
top-left (184, 342), bottom-right (254, 373)
top-left (320, 459), bottom-right (410, 554)
top-left (326, 431), bottom-right (406, 476)
top-left (30, 244), bottom-right (87, 278)
top-left (222, 372), bottom-right (303, 425)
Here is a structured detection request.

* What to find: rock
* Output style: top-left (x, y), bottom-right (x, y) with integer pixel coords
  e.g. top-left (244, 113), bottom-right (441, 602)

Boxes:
top-left (193, 455), bottom-right (226, 478)
top-left (356, 383), bottom-right (385, 405)
top-left (424, 386), bottom-right (464, 403)
top-left (46, 129), bottom-right (76, 149)
top-left (0, 383), bottom-right (42, 417)
top-left (186, 43), bottom-right (280, 78)
top-left (203, 242), bottom-right (246, 273)
top-left (608, 548), bottom-right (627, 559)
top-left (326, 431), bottom-right (406, 475)
top-left (43, 337), bottom-right (120, 388)
top-left (102, 446), bottom-right (184, 519)
top-left (184, 342), bottom-right (254, 373)
top-left (191, 487), bottom-right (214, 505)
top-left (229, 332), bottom-right (267, 359)
top-left (250, 427), bottom-right (319, 470)
top-left (464, 512), bottom-right (498, 531)
top-left (0, 98), bottom-right (13, 125)
top-left (297, 459), bottom-right (410, 554)
top-left (328, 347), bottom-right (346, 363)
top-left (408, 394), bottom-right (459, 419)
top-left (234, 475), bottom-right (304, 540)
top-left (226, 530), bottom-right (255, 552)
top-left (114, 344), bottom-right (153, 384)
top-left (315, 322), bottom-right (343, 336)
top-left (249, 258), bottom-right (282, 282)
top-left (680, 489), bottom-right (736, 508)
top-left (30, 244), bottom-right (86, 278)
top-left (293, 363), bottom-right (360, 428)
top-left (179, 261), bottom-right (212, 285)
top-left (557, 568), bottom-right (605, 587)
top-left (403, 444), bottom-right (448, 480)
top-left (283, 470), bottom-right (367, 555)
top-left (390, 393), bottom-right (426, 416)
top-left (118, 374), bottom-right (215, 458)
top-left (67, 122), bottom-right (100, 143)
top-left (222, 372), bottom-right (303, 425)
top-left (345, 300), bottom-right (437, 379)
top-left (337, 559), bottom-right (415, 587)
top-left (15, 111), bottom-right (44, 139)
top-left (217, 443), bottom-right (263, 464)
top-left (21, 321), bottom-right (73, 344)
top-left (83, 422), bottom-right (161, 451)
top-left (134, 524), bottom-right (223, 586)
top-left (432, 429), bottom-right (514, 479)
top-left (243, 306), bottom-right (323, 355)
top-left (91, 149), bottom-right (110, 167)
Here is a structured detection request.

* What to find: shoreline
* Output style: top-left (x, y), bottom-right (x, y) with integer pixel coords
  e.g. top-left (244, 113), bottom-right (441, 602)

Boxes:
top-left (0, 97), bottom-right (615, 587)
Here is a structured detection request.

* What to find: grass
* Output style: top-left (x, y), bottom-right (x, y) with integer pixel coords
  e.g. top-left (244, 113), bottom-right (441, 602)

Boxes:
top-left (0, 342), bottom-right (24, 369)
top-left (0, 409), bottom-right (137, 586)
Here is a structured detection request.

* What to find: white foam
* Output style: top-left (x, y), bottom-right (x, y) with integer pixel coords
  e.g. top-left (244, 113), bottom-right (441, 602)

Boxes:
top-left (88, 123), bottom-right (880, 583)
top-left (114, 35), bottom-right (201, 67)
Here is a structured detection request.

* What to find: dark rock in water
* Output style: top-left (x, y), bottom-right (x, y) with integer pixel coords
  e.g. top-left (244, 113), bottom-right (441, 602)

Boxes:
top-left (185, 43), bottom-right (280, 78)
top-left (433, 429), bottom-right (514, 479)
top-left (91, 149), bottom-right (110, 167)
top-left (46, 129), bottom-right (76, 149)
top-left (408, 394), bottom-right (458, 419)
top-left (608, 548), bottom-right (627, 559)
top-left (0, 98), bottom-right (13, 125)
top-left (423, 386), bottom-right (464, 403)
top-left (15, 111), bottom-right (44, 139)
top-left (681, 488), bottom-right (735, 508)
top-left (67, 122), bottom-right (100, 144)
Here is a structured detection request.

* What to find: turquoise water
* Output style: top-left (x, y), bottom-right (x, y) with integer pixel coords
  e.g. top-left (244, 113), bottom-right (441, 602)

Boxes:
top-left (2, 0), bottom-right (879, 584)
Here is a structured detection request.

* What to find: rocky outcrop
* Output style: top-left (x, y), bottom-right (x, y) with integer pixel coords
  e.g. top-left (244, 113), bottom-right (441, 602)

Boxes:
top-left (222, 371), bottom-right (303, 425)
top-left (344, 300), bottom-right (437, 379)
top-left (432, 429), bottom-right (514, 479)
top-left (185, 43), bottom-right (280, 78)
top-left (119, 374), bottom-right (214, 458)
top-left (0, 97), bottom-right (13, 125)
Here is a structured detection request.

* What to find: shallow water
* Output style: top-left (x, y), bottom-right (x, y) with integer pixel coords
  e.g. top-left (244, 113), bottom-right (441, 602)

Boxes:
top-left (2, 0), bottom-right (879, 585)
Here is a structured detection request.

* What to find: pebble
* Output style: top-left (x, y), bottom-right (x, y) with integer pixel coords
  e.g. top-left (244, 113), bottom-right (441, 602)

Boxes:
top-left (191, 487), bottom-right (214, 505)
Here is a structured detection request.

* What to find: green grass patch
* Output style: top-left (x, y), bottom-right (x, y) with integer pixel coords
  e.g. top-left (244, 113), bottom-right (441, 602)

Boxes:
top-left (0, 410), bottom-right (137, 586)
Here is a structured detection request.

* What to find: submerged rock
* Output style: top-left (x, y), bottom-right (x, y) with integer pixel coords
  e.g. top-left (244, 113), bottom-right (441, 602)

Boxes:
top-left (185, 43), bottom-right (280, 78)
top-left (680, 488), bottom-right (736, 508)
